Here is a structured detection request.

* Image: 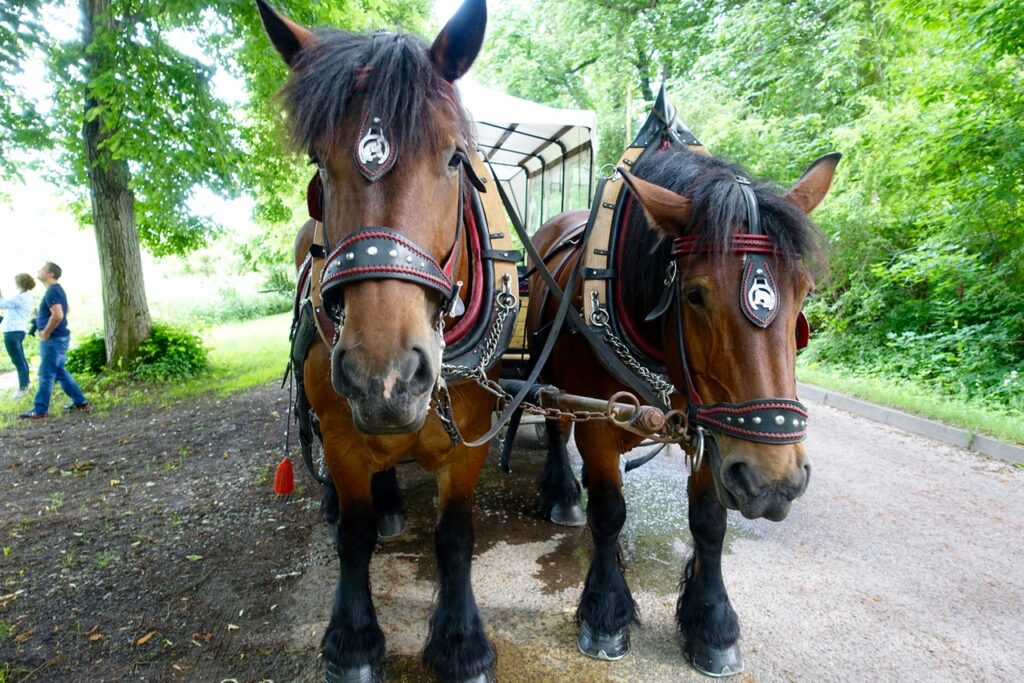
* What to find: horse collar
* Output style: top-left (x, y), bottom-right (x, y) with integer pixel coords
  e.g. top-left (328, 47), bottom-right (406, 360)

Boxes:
top-left (354, 111), bottom-right (396, 182)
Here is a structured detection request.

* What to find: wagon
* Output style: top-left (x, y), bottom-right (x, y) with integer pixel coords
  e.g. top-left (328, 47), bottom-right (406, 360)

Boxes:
top-left (457, 79), bottom-right (596, 386)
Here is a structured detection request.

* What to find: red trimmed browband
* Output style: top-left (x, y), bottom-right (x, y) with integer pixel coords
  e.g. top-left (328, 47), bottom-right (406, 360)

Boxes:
top-left (672, 234), bottom-right (786, 257)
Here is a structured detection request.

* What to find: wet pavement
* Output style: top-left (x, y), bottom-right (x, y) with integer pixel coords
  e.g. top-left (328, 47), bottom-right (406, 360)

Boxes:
top-left (278, 403), bottom-right (1024, 681)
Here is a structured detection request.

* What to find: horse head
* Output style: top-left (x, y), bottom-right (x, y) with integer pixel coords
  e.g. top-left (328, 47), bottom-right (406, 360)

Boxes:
top-left (259, 0), bottom-right (486, 434)
top-left (621, 151), bottom-right (840, 520)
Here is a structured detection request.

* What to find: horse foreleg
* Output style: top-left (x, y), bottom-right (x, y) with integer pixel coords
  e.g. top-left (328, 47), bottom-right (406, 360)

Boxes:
top-left (321, 452), bottom-right (386, 682)
top-left (321, 468), bottom-right (405, 543)
top-left (574, 425), bottom-right (636, 661)
top-left (677, 463), bottom-right (743, 676)
top-left (371, 468), bottom-right (405, 538)
top-left (539, 417), bottom-right (584, 526)
top-left (422, 445), bottom-right (496, 682)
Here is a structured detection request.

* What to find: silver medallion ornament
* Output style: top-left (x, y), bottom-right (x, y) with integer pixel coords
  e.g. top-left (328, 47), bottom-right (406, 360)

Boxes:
top-left (354, 114), bottom-right (396, 182)
top-left (740, 254), bottom-right (780, 328)
top-left (747, 269), bottom-right (777, 313)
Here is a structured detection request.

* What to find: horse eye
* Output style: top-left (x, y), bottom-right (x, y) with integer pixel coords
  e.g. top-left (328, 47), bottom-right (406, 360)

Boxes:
top-left (448, 151), bottom-right (464, 169)
top-left (685, 288), bottom-right (704, 307)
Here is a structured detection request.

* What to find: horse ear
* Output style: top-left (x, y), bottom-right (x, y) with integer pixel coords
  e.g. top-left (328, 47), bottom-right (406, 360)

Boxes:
top-left (256, 0), bottom-right (316, 67)
top-left (619, 167), bottom-right (692, 236)
top-left (430, 0), bottom-right (487, 82)
top-left (783, 152), bottom-right (842, 214)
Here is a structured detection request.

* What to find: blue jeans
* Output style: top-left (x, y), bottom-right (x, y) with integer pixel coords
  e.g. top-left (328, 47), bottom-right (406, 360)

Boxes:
top-left (4, 331), bottom-right (30, 389)
top-left (33, 335), bottom-right (87, 414)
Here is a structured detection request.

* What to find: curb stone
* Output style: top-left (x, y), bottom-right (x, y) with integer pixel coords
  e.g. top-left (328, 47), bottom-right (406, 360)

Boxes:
top-left (797, 382), bottom-right (1024, 466)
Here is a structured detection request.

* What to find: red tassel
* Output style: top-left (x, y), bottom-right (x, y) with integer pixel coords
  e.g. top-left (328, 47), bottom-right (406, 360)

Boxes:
top-left (273, 457), bottom-right (294, 496)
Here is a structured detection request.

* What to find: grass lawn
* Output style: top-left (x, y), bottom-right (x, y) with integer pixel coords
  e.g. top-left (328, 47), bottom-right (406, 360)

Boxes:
top-left (798, 363), bottom-right (1024, 446)
top-left (0, 314), bottom-right (291, 430)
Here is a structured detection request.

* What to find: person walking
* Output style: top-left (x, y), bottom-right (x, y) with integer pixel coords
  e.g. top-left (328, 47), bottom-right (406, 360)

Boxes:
top-left (19, 262), bottom-right (89, 419)
top-left (0, 273), bottom-right (36, 397)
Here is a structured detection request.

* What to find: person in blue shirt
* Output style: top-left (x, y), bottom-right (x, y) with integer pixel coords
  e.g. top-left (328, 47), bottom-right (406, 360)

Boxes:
top-left (0, 273), bottom-right (36, 397)
top-left (19, 262), bottom-right (89, 419)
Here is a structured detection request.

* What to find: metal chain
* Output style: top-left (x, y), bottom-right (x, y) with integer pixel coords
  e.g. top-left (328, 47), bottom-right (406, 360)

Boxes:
top-left (587, 292), bottom-right (675, 407)
top-left (442, 277), bottom-right (516, 382)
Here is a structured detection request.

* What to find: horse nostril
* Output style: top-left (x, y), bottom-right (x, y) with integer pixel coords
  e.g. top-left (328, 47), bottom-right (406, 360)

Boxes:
top-left (406, 345), bottom-right (436, 395)
top-left (723, 459), bottom-right (759, 500)
top-left (330, 346), bottom-right (360, 398)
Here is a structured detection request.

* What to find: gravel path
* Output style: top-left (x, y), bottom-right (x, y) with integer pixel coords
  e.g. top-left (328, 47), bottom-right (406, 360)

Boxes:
top-left (281, 402), bottom-right (1024, 681)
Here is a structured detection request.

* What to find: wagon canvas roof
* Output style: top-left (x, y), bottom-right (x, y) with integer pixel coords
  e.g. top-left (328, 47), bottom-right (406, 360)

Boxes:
top-left (458, 79), bottom-right (596, 227)
top-left (459, 80), bottom-right (595, 177)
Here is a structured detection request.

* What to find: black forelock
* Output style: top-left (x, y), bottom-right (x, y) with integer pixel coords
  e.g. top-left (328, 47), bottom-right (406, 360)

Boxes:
top-left (278, 30), bottom-right (473, 159)
top-left (621, 147), bottom-right (826, 323)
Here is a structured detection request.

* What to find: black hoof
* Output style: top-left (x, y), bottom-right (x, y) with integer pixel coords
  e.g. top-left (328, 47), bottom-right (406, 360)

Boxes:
top-left (376, 512), bottom-right (406, 539)
top-left (324, 661), bottom-right (383, 683)
top-left (684, 637), bottom-right (744, 677)
top-left (577, 619), bottom-right (629, 661)
top-left (550, 502), bottom-right (586, 527)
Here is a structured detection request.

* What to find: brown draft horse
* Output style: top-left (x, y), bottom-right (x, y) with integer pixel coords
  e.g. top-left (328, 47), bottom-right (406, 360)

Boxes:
top-left (528, 146), bottom-right (839, 674)
top-left (258, 1), bottom-right (499, 681)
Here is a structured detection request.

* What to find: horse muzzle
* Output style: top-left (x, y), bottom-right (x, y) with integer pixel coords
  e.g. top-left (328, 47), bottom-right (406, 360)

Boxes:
top-left (331, 342), bottom-right (438, 434)
top-left (709, 440), bottom-right (811, 522)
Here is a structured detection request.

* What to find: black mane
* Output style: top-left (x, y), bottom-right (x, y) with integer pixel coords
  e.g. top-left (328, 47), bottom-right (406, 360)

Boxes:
top-left (620, 147), bottom-right (826, 324)
top-left (279, 30), bottom-right (472, 157)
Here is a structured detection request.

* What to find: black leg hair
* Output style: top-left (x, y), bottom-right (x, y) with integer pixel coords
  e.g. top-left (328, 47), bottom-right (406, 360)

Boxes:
top-left (422, 497), bottom-right (496, 680)
top-left (575, 482), bottom-right (638, 632)
top-left (321, 502), bottom-right (385, 668)
top-left (538, 419), bottom-right (582, 518)
top-left (676, 483), bottom-right (739, 648)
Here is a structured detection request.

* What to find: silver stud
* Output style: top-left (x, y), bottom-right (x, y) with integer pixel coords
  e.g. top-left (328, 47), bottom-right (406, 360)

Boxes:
top-left (793, 418), bottom-right (800, 426)
top-left (388, 249), bottom-right (398, 258)
top-left (737, 417), bottom-right (745, 425)
top-left (801, 420), bottom-right (807, 427)
top-left (406, 255), bottom-right (413, 263)
top-left (756, 268), bottom-right (764, 275)
top-left (752, 416), bottom-right (762, 424)
top-left (345, 252), bottom-right (355, 261)
top-left (726, 416), bottom-right (732, 422)
top-left (420, 261), bottom-right (426, 268)
top-left (774, 415), bottom-right (785, 425)
top-left (366, 246), bottom-right (378, 256)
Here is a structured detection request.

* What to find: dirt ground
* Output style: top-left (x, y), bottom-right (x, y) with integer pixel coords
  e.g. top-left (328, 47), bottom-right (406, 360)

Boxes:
top-left (4, 382), bottom-right (1024, 682)
top-left (0, 383), bottom-right (322, 681)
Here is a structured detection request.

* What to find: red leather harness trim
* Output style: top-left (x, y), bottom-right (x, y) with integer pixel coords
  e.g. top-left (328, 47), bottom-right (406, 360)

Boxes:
top-left (444, 200), bottom-right (483, 346)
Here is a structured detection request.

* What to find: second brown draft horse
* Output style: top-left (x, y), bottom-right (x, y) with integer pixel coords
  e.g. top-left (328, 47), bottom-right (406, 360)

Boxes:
top-left (258, 1), bottom-right (498, 681)
top-left (528, 146), bottom-right (839, 674)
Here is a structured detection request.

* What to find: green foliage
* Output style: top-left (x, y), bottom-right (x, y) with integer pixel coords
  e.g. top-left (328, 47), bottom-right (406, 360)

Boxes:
top-left (65, 332), bottom-right (109, 376)
top-left (132, 323), bottom-right (209, 381)
top-left (481, 0), bottom-right (1024, 413)
top-left (67, 322), bottom-right (209, 382)
top-left (186, 287), bottom-right (292, 325)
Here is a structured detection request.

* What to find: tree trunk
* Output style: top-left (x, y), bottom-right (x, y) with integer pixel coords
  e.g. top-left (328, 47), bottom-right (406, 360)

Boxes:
top-left (82, 0), bottom-right (151, 365)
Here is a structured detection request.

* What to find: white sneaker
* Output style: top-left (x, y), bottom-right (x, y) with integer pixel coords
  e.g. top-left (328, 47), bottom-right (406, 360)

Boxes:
top-left (13, 387), bottom-right (29, 399)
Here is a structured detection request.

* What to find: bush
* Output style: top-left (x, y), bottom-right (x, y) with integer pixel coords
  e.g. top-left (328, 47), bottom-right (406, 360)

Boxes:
top-left (65, 323), bottom-right (209, 381)
top-left (65, 332), bottom-right (108, 375)
top-left (132, 323), bottom-right (209, 381)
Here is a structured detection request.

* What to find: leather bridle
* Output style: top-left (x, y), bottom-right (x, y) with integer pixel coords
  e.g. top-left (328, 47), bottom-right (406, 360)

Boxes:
top-left (309, 154), bottom-right (486, 326)
top-left (666, 177), bottom-right (808, 445)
